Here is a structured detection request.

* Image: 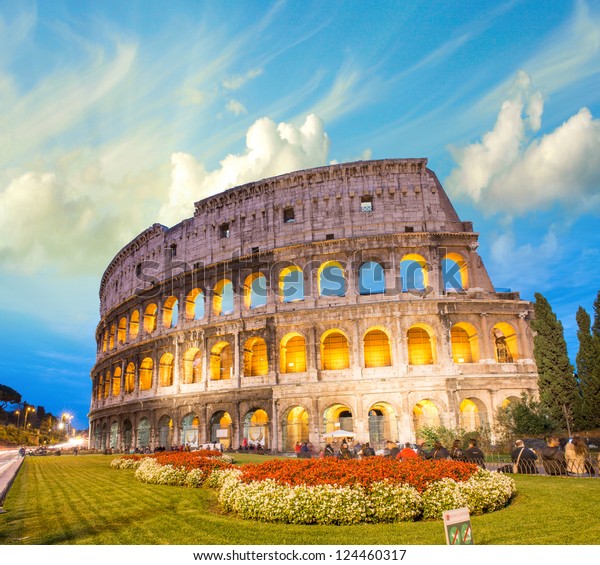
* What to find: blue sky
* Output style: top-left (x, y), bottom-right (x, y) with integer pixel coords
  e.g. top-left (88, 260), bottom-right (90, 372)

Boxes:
top-left (1, 0), bottom-right (599, 429)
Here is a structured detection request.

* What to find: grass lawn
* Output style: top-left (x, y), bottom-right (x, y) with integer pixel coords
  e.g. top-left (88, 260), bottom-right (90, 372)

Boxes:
top-left (0, 454), bottom-right (598, 545)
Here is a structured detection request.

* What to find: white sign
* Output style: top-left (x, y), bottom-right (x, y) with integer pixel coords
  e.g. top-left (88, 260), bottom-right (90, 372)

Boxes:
top-left (215, 429), bottom-right (229, 438)
top-left (443, 507), bottom-right (473, 545)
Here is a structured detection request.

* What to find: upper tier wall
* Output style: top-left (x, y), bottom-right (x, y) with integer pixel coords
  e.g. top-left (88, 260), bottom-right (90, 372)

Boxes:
top-left (99, 159), bottom-right (471, 314)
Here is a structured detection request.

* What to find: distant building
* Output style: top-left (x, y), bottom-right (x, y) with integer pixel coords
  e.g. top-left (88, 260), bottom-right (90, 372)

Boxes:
top-left (89, 159), bottom-right (538, 451)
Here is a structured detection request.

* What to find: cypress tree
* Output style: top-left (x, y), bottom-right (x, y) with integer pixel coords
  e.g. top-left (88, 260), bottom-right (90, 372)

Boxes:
top-left (577, 299), bottom-right (600, 429)
top-left (530, 293), bottom-right (580, 431)
top-left (593, 290), bottom-right (600, 338)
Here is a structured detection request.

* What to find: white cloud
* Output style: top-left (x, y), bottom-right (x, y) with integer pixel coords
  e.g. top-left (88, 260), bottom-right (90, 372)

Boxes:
top-left (159, 114), bottom-right (330, 225)
top-left (446, 71), bottom-right (600, 215)
top-left (226, 99), bottom-right (247, 115)
top-left (222, 68), bottom-right (264, 90)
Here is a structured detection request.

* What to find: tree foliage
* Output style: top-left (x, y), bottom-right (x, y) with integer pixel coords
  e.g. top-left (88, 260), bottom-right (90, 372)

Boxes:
top-left (530, 293), bottom-right (580, 431)
top-left (0, 383), bottom-right (22, 409)
top-left (495, 393), bottom-right (556, 439)
top-left (576, 297), bottom-right (600, 429)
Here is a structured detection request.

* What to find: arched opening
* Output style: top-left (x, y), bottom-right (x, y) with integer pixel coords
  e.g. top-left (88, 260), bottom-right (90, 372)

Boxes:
top-left (109, 324), bottom-right (116, 350)
top-left (185, 288), bottom-right (205, 320)
top-left (181, 413), bottom-right (200, 448)
top-left (110, 421), bottom-right (118, 450)
top-left (157, 415), bottom-right (173, 448)
top-left (363, 328), bottom-right (391, 368)
top-left (102, 331), bottom-right (108, 352)
top-left (280, 332), bottom-right (307, 373)
top-left (321, 330), bottom-right (350, 370)
top-left (101, 423), bottom-right (109, 450)
top-left (104, 371), bottom-right (111, 398)
top-left (282, 406), bottom-right (309, 451)
top-left (163, 296), bottom-right (179, 328)
top-left (158, 352), bottom-right (174, 387)
top-left (210, 411), bottom-right (232, 449)
top-left (137, 418), bottom-right (151, 449)
top-left (183, 348), bottom-right (202, 384)
top-left (243, 409), bottom-right (269, 448)
top-left (143, 304), bottom-right (157, 333)
top-left (318, 261), bottom-right (346, 297)
top-left (459, 398), bottom-right (487, 431)
top-left (501, 395), bottom-right (521, 409)
top-left (210, 342), bottom-right (232, 380)
top-left (400, 254), bottom-right (428, 291)
top-left (493, 322), bottom-right (518, 362)
top-left (323, 404), bottom-right (354, 434)
top-left (122, 420), bottom-right (133, 451)
top-left (97, 376), bottom-right (103, 401)
top-left (407, 325), bottom-right (435, 365)
top-left (213, 279), bottom-right (234, 316)
top-left (129, 310), bottom-right (140, 339)
top-left (139, 358), bottom-right (153, 391)
top-left (451, 322), bottom-right (480, 363)
top-left (413, 399), bottom-right (441, 431)
top-left (243, 337), bottom-right (268, 376)
top-left (244, 273), bottom-right (267, 309)
top-left (442, 252), bottom-right (469, 291)
top-left (359, 261), bottom-right (385, 295)
top-left (124, 362), bottom-right (135, 394)
top-left (112, 366), bottom-right (122, 397)
top-left (279, 266), bottom-right (304, 302)
top-left (117, 317), bottom-right (127, 344)
top-left (368, 402), bottom-right (397, 448)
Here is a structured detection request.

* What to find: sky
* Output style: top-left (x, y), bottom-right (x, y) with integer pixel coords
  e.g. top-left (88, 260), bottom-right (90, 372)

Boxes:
top-left (1, 0), bottom-right (599, 429)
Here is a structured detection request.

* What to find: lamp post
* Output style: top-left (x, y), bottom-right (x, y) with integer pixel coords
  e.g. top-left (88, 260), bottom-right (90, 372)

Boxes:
top-left (15, 410), bottom-right (20, 428)
top-left (62, 413), bottom-right (73, 439)
top-left (23, 406), bottom-right (35, 430)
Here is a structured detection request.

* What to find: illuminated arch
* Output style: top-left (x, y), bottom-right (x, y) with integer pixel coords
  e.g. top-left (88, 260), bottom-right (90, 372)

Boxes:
top-left (213, 279), bottom-right (234, 316)
top-left (210, 342), bottom-right (232, 380)
top-left (139, 357), bottom-right (153, 390)
top-left (282, 406), bottom-right (309, 451)
top-left (413, 399), bottom-right (440, 430)
top-left (363, 328), bottom-right (391, 368)
top-left (492, 322), bottom-right (518, 363)
top-left (451, 322), bottom-right (479, 363)
top-left (117, 317), bottom-right (127, 345)
top-left (368, 402), bottom-right (398, 447)
top-left (143, 303), bottom-right (157, 333)
top-left (97, 376), bottom-right (103, 401)
top-left (243, 337), bottom-right (268, 376)
top-left (280, 332), bottom-right (307, 373)
top-left (318, 261), bottom-right (346, 297)
top-left (112, 366), bottom-right (122, 397)
top-left (442, 252), bottom-right (469, 291)
top-left (359, 261), bottom-right (385, 295)
top-left (244, 273), bottom-right (267, 309)
top-left (159, 352), bottom-right (174, 387)
top-left (407, 324), bottom-right (435, 365)
top-left (102, 331), bottom-right (108, 352)
top-left (320, 329), bottom-right (350, 370)
top-left (104, 371), bottom-right (111, 398)
top-left (157, 414), bottom-right (173, 448)
top-left (459, 398), bottom-right (487, 431)
top-left (400, 254), bottom-right (428, 291)
top-left (185, 288), bottom-right (205, 320)
top-left (181, 413), bottom-right (200, 448)
top-left (243, 408), bottom-right (269, 447)
top-left (124, 362), bottom-right (135, 394)
top-left (279, 266), bottom-right (304, 303)
top-left (501, 395), bottom-right (521, 409)
top-left (109, 324), bottom-right (116, 350)
top-left (163, 296), bottom-right (179, 328)
top-left (183, 347), bottom-right (202, 384)
top-left (209, 410), bottom-right (232, 449)
top-left (129, 310), bottom-right (140, 339)
top-left (323, 403), bottom-right (353, 434)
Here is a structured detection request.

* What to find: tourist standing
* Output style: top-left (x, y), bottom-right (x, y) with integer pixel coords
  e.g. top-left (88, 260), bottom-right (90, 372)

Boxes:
top-left (463, 439), bottom-right (485, 468)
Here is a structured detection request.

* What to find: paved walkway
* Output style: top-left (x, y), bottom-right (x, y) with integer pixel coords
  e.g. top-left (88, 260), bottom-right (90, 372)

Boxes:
top-left (0, 449), bottom-right (23, 508)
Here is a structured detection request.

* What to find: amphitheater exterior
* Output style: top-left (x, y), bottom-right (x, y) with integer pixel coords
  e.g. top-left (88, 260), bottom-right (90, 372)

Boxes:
top-left (89, 158), bottom-right (538, 452)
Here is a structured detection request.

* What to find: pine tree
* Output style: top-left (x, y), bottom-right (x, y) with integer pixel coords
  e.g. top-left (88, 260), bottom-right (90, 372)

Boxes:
top-left (576, 298), bottom-right (600, 429)
top-left (593, 290), bottom-right (600, 338)
top-left (530, 293), bottom-right (580, 432)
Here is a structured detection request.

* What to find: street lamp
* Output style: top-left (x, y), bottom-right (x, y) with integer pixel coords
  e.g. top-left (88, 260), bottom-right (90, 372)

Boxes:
top-left (23, 406), bottom-right (35, 429)
top-left (15, 410), bottom-right (20, 428)
top-left (62, 413), bottom-right (73, 438)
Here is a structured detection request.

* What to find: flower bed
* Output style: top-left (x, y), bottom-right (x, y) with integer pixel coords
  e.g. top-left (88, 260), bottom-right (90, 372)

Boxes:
top-left (217, 459), bottom-right (516, 525)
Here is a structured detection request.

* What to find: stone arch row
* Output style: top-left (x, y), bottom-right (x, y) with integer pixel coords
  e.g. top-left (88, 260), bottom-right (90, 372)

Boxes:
top-left (92, 321), bottom-right (521, 401)
top-left (98, 252), bottom-right (470, 353)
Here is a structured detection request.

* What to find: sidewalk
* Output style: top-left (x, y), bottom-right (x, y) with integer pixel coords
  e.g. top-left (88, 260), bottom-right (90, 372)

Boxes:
top-left (0, 450), bottom-right (24, 509)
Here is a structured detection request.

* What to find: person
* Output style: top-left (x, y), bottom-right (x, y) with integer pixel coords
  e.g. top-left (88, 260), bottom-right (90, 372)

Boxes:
top-left (299, 442), bottom-right (311, 458)
top-left (450, 440), bottom-right (464, 461)
top-left (541, 435), bottom-right (567, 476)
top-left (463, 439), bottom-right (485, 468)
top-left (398, 442), bottom-right (418, 460)
top-left (416, 439), bottom-right (430, 459)
top-left (565, 436), bottom-right (595, 476)
top-left (361, 442), bottom-right (375, 458)
top-left (511, 439), bottom-right (538, 474)
top-left (387, 440), bottom-right (400, 459)
top-left (431, 441), bottom-right (451, 460)
top-left (337, 441), bottom-right (354, 460)
top-left (294, 442), bottom-right (301, 455)
top-left (19, 446), bottom-right (26, 457)
top-left (324, 442), bottom-right (335, 457)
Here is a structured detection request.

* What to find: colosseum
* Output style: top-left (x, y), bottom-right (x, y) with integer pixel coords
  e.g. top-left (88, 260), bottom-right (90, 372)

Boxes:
top-left (89, 158), bottom-right (538, 452)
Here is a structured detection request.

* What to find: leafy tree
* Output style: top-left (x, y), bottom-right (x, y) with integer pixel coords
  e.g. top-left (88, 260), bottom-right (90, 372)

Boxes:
top-left (0, 384), bottom-right (21, 409)
top-left (495, 393), bottom-right (556, 438)
top-left (576, 301), bottom-right (600, 429)
top-left (530, 293), bottom-right (581, 431)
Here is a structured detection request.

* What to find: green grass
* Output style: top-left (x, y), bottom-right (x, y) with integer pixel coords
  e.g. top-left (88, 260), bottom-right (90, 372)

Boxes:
top-left (0, 454), bottom-right (598, 545)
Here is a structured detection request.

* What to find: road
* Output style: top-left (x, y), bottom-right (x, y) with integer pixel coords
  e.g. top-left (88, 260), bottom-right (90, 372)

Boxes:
top-left (0, 449), bottom-right (22, 505)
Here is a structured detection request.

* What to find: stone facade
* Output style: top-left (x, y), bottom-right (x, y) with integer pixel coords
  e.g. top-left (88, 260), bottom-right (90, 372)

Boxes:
top-left (89, 158), bottom-right (538, 452)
